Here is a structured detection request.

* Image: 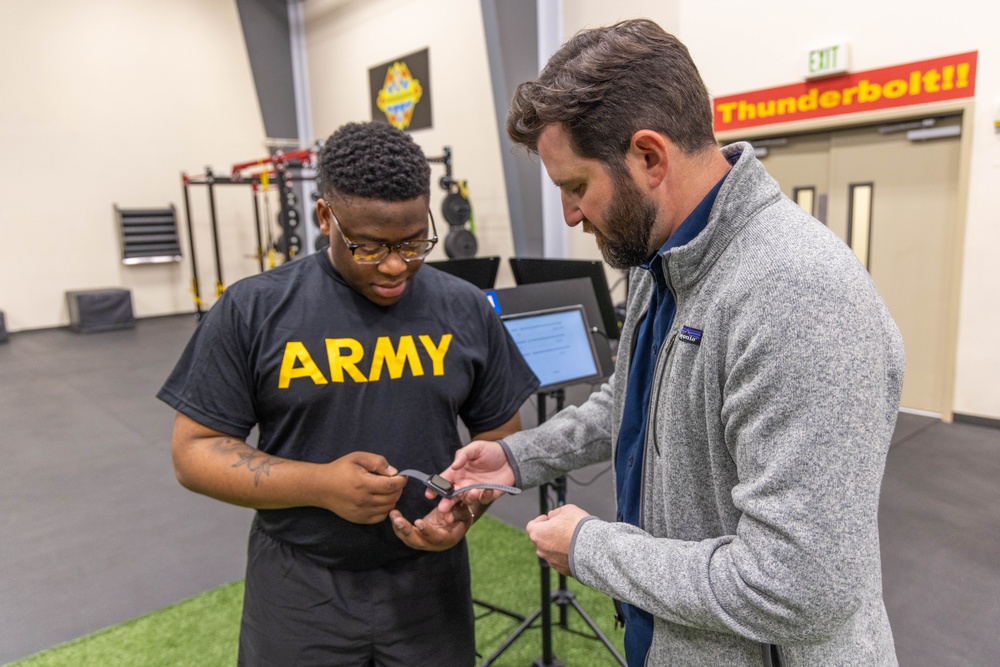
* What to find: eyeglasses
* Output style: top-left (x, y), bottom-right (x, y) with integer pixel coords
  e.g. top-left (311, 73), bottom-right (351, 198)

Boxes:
top-left (326, 202), bottom-right (438, 264)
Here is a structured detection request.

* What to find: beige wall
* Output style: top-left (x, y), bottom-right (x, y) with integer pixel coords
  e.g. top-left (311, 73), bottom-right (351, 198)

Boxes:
top-left (3, 0), bottom-right (995, 420)
top-left (304, 0), bottom-right (518, 285)
top-left (561, 1), bottom-right (681, 303)
top-left (0, 0), bottom-right (267, 330)
top-left (303, 0), bottom-right (678, 297)
top-left (680, 0), bottom-right (1000, 420)
top-left (563, 0), bottom-right (678, 37)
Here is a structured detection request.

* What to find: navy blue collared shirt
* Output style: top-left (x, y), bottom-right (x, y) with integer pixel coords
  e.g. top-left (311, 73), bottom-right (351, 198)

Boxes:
top-left (614, 173), bottom-right (728, 664)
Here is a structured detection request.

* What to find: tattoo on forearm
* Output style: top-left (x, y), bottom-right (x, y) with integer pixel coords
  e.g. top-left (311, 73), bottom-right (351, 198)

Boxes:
top-left (215, 437), bottom-right (283, 487)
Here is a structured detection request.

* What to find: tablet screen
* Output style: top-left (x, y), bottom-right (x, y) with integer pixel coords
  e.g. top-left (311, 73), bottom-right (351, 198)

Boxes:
top-left (501, 305), bottom-right (602, 391)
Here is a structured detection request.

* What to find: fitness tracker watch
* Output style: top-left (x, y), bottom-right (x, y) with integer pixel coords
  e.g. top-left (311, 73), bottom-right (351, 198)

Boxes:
top-left (396, 469), bottom-right (521, 499)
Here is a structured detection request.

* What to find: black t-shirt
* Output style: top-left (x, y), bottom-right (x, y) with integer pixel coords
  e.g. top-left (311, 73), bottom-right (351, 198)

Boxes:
top-left (158, 251), bottom-right (538, 569)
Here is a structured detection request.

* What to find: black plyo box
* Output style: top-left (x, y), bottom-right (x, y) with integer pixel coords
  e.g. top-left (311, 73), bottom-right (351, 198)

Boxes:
top-left (66, 289), bottom-right (135, 334)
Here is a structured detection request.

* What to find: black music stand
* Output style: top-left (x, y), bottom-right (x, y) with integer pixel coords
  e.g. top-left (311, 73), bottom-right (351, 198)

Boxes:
top-left (425, 255), bottom-right (500, 289)
top-left (482, 390), bottom-right (624, 667)
top-left (509, 257), bottom-right (622, 339)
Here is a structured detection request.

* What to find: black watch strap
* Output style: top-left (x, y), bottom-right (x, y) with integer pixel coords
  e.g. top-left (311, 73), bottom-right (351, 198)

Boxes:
top-left (396, 469), bottom-right (521, 499)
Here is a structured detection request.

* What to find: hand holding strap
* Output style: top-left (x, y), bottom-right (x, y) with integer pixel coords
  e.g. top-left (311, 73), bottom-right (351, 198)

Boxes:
top-left (396, 469), bottom-right (521, 499)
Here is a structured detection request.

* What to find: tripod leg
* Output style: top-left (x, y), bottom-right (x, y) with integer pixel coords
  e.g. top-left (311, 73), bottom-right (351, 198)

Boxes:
top-left (566, 597), bottom-right (627, 665)
top-left (473, 598), bottom-right (526, 622)
top-left (480, 608), bottom-right (542, 666)
top-left (479, 479), bottom-right (567, 667)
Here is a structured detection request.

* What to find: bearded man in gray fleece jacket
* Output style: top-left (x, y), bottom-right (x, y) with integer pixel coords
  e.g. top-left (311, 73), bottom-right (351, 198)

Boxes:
top-left (436, 18), bottom-right (905, 667)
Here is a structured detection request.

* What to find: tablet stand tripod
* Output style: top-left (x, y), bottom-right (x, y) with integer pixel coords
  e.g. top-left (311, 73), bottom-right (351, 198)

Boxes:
top-left (480, 389), bottom-right (626, 667)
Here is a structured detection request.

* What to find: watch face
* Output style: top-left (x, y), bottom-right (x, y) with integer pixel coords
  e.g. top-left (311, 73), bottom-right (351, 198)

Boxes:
top-left (428, 474), bottom-right (454, 496)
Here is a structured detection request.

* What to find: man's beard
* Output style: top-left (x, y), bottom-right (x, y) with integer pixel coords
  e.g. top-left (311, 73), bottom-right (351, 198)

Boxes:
top-left (589, 175), bottom-right (658, 270)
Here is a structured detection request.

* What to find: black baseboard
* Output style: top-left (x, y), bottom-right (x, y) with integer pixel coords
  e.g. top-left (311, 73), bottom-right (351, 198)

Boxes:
top-left (2, 312), bottom-right (201, 337)
top-left (953, 412), bottom-right (1000, 430)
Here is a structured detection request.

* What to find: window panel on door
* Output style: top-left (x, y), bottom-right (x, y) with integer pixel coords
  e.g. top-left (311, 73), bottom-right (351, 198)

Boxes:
top-left (793, 186), bottom-right (815, 217)
top-left (847, 182), bottom-right (874, 270)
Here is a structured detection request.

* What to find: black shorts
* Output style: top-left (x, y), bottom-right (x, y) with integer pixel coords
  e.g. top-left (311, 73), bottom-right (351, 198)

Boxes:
top-left (237, 520), bottom-right (475, 667)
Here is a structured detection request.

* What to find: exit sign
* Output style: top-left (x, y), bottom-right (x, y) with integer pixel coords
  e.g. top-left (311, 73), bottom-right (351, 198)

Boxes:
top-left (806, 42), bottom-right (850, 79)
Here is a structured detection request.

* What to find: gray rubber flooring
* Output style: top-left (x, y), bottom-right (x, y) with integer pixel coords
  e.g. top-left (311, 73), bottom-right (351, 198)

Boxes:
top-left (1, 314), bottom-right (998, 665)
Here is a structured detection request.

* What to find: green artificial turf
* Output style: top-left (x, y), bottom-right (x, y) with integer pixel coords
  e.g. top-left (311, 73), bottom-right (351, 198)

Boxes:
top-left (468, 516), bottom-right (626, 665)
top-left (8, 581), bottom-right (244, 667)
top-left (10, 516), bottom-right (624, 666)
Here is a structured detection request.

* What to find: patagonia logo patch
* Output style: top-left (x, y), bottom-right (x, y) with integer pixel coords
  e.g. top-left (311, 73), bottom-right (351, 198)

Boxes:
top-left (678, 326), bottom-right (703, 345)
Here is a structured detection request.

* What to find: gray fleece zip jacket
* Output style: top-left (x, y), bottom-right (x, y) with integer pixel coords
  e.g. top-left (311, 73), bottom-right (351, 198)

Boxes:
top-left (502, 142), bottom-right (904, 666)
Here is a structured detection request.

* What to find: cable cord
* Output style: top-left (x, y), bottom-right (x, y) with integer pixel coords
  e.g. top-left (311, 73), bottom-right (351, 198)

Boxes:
top-left (567, 464), bottom-right (612, 487)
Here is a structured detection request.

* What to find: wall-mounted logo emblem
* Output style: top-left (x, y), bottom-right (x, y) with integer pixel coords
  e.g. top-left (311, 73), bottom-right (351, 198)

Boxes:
top-left (370, 49), bottom-right (432, 131)
top-left (376, 62), bottom-right (423, 130)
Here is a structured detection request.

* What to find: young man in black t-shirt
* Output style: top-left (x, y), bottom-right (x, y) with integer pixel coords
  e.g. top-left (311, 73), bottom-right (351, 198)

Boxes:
top-left (159, 122), bottom-right (538, 666)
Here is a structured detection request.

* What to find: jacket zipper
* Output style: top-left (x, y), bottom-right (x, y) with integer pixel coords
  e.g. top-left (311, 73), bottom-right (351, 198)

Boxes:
top-left (638, 330), bottom-right (676, 529)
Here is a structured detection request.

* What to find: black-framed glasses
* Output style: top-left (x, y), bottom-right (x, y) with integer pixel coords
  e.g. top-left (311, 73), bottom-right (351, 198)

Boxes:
top-left (326, 202), bottom-right (438, 264)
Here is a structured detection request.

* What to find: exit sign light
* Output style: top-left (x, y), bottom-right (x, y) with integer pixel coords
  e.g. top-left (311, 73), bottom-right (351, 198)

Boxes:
top-left (806, 42), bottom-right (850, 79)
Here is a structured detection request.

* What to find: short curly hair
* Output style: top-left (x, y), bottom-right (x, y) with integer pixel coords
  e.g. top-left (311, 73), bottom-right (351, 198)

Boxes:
top-left (317, 122), bottom-right (431, 202)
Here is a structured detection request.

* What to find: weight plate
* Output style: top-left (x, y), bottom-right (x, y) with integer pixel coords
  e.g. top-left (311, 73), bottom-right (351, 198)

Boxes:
top-left (442, 192), bottom-right (471, 227)
top-left (444, 228), bottom-right (477, 259)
